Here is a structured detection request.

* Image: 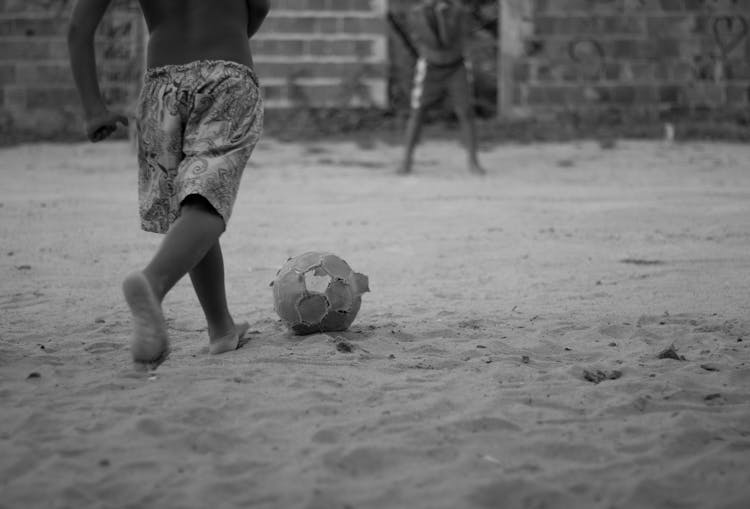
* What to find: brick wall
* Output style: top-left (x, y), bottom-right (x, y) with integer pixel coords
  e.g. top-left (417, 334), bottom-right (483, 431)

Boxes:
top-left (0, 0), bottom-right (388, 140)
top-left (251, 0), bottom-right (389, 108)
top-left (0, 0), bottom-right (144, 139)
top-left (505, 0), bottom-right (750, 121)
top-left (3, 0), bottom-right (749, 140)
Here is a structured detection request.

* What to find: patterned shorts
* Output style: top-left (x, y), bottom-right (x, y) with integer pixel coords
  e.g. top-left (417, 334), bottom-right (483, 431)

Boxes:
top-left (136, 60), bottom-right (264, 233)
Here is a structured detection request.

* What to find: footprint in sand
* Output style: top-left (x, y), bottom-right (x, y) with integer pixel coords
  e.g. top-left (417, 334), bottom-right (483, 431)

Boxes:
top-left (135, 417), bottom-right (167, 437)
top-left (447, 416), bottom-right (522, 434)
top-left (173, 406), bottom-right (224, 427)
top-left (405, 344), bottom-right (450, 356)
top-left (469, 479), bottom-right (575, 508)
top-left (84, 342), bottom-right (123, 354)
top-left (323, 443), bottom-right (461, 478)
top-left (184, 430), bottom-right (240, 455)
top-left (213, 459), bottom-right (268, 476)
top-left (311, 428), bottom-right (339, 444)
top-left (545, 321), bottom-right (591, 336)
top-left (0, 291), bottom-right (49, 311)
top-left (530, 440), bottom-right (615, 463)
top-left (598, 323), bottom-right (635, 340)
top-left (322, 446), bottom-right (397, 477)
top-left (304, 405), bottom-right (340, 417)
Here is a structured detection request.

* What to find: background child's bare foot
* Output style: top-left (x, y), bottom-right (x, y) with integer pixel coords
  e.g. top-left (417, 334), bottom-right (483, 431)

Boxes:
top-left (209, 321), bottom-right (250, 354)
top-left (397, 162), bottom-right (413, 175)
top-left (122, 271), bottom-right (170, 367)
top-left (469, 162), bottom-right (486, 175)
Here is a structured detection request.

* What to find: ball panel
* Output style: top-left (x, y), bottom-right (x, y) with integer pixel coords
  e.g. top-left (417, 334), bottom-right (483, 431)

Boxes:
top-left (293, 251), bottom-right (328, 272)
top-left (319, 297), bottom-right (362, 332)
top-left (275, 257), bottom-right (299, 278)
top-left (273, 270), bottom-right (306, 322)
top-left (312, 266), bottom-right (328, 277)
top-left (326, 279), bottom-right (353, 311)
top-left (297, 293), bottom-right (329, 324)
top-left (352, 272), bottom-right (370, 295)
top-left (320, 254), bottom-right (353, 279)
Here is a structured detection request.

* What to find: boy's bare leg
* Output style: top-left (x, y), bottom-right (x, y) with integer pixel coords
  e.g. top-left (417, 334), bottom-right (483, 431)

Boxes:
top-left (398, 108), bottom-right (425, 175)
top-left (188, 241), bottom-right (249, 354)
top-left (124, 195), bottom-right (226, 365)
top-left (456, 106), bottom-right (486, 175)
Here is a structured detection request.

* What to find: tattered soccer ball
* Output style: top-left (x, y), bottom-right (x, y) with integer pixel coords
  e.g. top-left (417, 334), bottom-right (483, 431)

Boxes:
top-left (270, 252), bottom-right (370, 335)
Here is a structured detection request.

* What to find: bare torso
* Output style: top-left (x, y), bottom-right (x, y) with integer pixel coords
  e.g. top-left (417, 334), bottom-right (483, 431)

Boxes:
top-left (137, 0), bottom-right (253, 69)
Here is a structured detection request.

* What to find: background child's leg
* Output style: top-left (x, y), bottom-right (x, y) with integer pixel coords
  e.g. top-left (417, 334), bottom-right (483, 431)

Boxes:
top-left (454, 105), bottom-right (485, 175)
top-left (451, 64), bottom-right (485, 175)
top-left (400, 58), bottom-right (431, 175)
top-left (399, 107), bottom-right (425, 174)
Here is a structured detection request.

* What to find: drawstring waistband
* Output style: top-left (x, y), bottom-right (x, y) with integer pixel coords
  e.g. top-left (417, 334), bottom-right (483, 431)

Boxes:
top-left (145, 60), bottom-right (259, 87)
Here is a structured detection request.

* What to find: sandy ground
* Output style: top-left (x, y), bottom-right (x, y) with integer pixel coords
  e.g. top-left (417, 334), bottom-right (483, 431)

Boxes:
top-left (1, 137), bottom-right (750, 509)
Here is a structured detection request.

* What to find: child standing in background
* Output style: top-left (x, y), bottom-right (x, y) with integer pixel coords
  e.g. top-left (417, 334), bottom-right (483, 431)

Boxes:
top-left (399, 0), bottom-right (485, 175)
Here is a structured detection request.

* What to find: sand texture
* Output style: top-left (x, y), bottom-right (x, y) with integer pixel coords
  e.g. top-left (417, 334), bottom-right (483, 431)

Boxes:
top-left (1, 139), bottom-right (750, 508)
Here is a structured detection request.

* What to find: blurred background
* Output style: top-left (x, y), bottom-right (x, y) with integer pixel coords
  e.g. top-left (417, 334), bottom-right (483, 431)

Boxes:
top-left (1, 0), bottom-right (749, 143)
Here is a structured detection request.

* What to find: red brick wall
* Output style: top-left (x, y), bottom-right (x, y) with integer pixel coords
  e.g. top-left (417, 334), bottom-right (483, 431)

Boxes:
top-left (0, 0), bottom-right (144, 139)
top-left (505, 0), bottom-right (750, 121)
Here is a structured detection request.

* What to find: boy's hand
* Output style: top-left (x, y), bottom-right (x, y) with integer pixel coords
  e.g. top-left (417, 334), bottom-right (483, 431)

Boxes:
top-left (85, 110), bottom-right (129, 142)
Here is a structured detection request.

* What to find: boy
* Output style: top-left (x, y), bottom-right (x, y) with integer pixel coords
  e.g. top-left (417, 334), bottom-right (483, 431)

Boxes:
top-left (398, 0), bottom-right (485, 175)
top-left (67, 0), bottom-right (269, 368)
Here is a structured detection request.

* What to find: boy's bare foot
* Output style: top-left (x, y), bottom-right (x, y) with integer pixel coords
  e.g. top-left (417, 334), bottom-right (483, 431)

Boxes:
top-left (209, 321), bottom-right (250, 355)
top-left (122, 271), bottom-right (170, 367)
